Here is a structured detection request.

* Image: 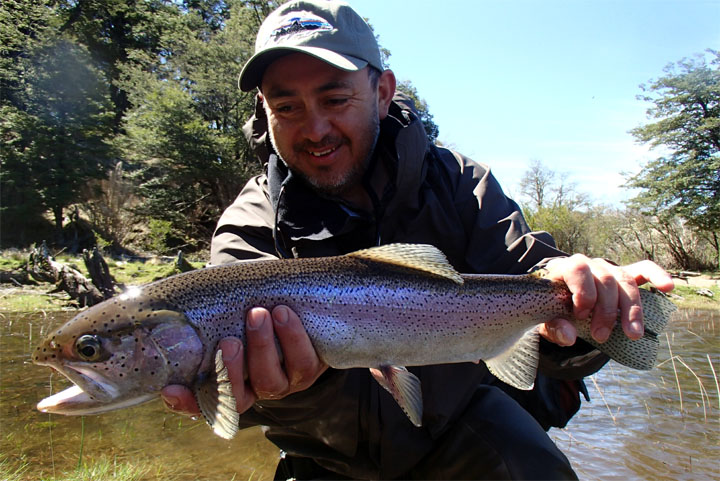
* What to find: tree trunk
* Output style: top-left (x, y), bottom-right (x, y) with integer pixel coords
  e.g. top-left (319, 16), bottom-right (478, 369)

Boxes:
top-left (83, 247), bottom-right (120, 299)
top-left (53, 205), bottom-right (65, 246)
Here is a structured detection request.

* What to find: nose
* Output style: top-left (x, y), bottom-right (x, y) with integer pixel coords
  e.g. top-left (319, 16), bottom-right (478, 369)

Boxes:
top-left (300, 106), bottom-right (332, 143)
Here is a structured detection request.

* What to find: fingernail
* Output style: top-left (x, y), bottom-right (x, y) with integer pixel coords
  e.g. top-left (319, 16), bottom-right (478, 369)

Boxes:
top-left (273, 306), bottom-right (289, 326)
top-left (220, 338), bottom-right (241, 362)
top-left (559, 325), bottom-right (575, 346)
top-left (161, 395), bottom-right (179, 410)
top-left (247, 309), bottom-right (267, 330)
top-left (630, 320), bottom-right (643, 336)
top-left (594, 327), bottom-right (611, 343)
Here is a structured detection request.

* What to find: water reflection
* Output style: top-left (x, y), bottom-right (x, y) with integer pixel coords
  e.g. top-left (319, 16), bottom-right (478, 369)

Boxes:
top-left (550, 309), bottom-right (719, 480)
top-left (0, 310), bottom-right (280, 480)
top-left (1, 310), bottom-right (717, 480)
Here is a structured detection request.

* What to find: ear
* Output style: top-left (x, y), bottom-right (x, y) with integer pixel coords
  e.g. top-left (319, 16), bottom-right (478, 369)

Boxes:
top-left (377, 69), bottom-right (396, 120)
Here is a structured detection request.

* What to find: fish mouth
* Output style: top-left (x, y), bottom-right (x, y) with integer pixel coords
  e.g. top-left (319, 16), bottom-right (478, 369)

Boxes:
top-left (36, 364), bottom-right (155, 415)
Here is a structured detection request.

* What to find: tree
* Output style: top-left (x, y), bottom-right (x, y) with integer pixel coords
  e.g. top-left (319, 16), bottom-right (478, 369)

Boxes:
top-left (518, 160), bottom-right (595, 254)
top-left (396, 80), bottom-right (440, 144)
top-left (627, 49), bottom-right (720, 267)
top-left (1, 2), bottom-right (114, 247)
top-left (519, 159), bottom-right (555, 209)
top-left (117, 1), bottom-right (268, 250)
top-left (56, 0), bottom-right (181, 129)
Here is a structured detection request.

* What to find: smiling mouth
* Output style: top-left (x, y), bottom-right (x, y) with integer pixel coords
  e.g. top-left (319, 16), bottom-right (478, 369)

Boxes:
top-left (309, 146), bottom-right (337, 157)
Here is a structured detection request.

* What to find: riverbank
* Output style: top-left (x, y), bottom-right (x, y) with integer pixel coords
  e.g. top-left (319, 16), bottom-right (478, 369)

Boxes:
top-left (670, 273), bottom-right (720, 310)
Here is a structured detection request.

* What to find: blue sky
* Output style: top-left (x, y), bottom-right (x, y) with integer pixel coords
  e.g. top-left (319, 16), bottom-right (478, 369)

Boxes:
top-left (351, 0), bottom-right (719, 205)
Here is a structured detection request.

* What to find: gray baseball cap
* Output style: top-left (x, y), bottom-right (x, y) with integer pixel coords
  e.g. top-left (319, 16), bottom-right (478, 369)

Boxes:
top-left (238, 0), bottom-right (383, 91)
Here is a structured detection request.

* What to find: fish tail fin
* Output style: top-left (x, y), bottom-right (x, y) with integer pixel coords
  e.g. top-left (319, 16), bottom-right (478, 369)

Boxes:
top-left (485, 327), bottom-right (540, 390)
top-left (585, 289), bottom-right (677, 370)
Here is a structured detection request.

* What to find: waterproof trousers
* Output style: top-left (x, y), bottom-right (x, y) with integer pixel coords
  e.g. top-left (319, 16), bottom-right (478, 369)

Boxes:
top-left (274, 385), bottom-right (578, 480)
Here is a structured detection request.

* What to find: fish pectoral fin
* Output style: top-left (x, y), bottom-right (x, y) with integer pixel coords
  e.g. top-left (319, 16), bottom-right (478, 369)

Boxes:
top-left (485, 327), bottom-right (539, 391)
top-left (195, 349), bottom-right (239, 440)
top-left (369, 365), bottom-right (424, 427)
top-left (349, 244), bottom-right (463, 285)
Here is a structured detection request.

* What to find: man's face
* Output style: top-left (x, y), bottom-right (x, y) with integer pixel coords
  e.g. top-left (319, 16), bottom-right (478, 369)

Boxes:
top-left (259, 53), bottom-right (395, 198)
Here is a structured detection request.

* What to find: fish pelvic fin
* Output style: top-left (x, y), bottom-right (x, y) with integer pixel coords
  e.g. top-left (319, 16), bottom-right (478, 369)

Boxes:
top-left (195, 349), bottom-right (239, 440)
top-left (582, 288), bottom-right (676, 370)
top-left (349, 244), bottom-right (464, 285)
top-left (485, 327), bottom-right (540, 390)
top-left (370, 365), bottom-right (424, 427)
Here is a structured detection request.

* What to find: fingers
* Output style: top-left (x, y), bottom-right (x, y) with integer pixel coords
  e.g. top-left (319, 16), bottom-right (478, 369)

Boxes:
top-left (271, 305), bottom-right (328, 391)
top-left (246, 305), bottom-right (326, 400)
top-left (539, 318), bottom-right (577, 346)
top-left (219, 337), bottom-right (256, 413)
top-left (624, 260), bottom-right (675, 293)
top-left (161, 384), bottom-right (200, 416)
top-left (246, 307), bottom-right (287, 398)
top-left (546, 255), bottom-right (665, 344)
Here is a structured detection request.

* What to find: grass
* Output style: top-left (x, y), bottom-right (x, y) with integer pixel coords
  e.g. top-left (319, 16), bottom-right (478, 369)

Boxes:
top-left (39, 456), bottom-right (152, 481)
top-left (0, 456), bottom-right (28, 481)
top-left (670, 283), bottom-right (720, 310)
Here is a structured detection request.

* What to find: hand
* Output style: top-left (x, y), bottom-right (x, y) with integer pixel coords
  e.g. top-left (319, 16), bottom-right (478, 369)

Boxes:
top-left (160, 305), bottom-right (327, 416)
top-left (538, 255), bottom-right (674, 346)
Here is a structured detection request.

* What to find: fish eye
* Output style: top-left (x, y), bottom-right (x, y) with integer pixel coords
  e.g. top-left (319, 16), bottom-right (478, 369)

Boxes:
top-left (75, 335), bottom-right (103, 361)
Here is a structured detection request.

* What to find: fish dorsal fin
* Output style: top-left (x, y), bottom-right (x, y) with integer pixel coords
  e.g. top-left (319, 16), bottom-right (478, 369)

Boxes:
top-left (485, 327), bottom-right (540, 391)
top-left (348, 243), bottom-right (463, 285)
top-left (195, 349), bottom-right (239, 439)
top-left (369, 365), bottom-right (424, 427)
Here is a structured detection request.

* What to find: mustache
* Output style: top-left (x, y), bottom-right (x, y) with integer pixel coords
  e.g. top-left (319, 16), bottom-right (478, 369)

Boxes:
top-left (293, 136), bottom-right (346, 153)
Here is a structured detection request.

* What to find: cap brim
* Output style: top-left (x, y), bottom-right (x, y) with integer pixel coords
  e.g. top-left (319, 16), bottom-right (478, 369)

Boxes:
top-left (238, 46), bottom-right (368, 91)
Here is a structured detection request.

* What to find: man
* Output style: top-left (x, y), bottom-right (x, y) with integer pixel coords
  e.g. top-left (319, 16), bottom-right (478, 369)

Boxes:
top-left (162, 1), bottom-right (674, 479)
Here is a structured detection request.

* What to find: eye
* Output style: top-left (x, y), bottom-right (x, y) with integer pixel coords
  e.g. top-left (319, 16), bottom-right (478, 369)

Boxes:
top-left (326, 97), bottom-right (348, 106)
top-left (75, 335), bottom-right (103, 361)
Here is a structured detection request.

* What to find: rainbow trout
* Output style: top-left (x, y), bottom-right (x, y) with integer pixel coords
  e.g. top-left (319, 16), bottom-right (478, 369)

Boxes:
top-left (33, 244), bottom-right (675, 438)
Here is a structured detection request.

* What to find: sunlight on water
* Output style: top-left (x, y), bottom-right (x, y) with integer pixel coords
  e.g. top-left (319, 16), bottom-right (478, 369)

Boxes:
top-left (1, 309), bottom-right (717, 479)
top-left (550, 309), bottom-right (719, 480)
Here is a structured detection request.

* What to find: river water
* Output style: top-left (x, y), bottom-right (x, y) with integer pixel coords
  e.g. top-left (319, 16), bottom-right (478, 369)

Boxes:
top-left (0, 309), bottom-right (717, 480)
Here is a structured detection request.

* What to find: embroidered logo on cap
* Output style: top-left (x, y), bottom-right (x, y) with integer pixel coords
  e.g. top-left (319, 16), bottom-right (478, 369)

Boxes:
top-left (271, 15), bottom-right (333, 39)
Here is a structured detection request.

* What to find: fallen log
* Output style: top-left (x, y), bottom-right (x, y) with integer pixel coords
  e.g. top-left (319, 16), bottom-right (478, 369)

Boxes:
top-left (28, 242), bottom-right (104, 307)
top-left (0, 269), bottom-right (33, 286)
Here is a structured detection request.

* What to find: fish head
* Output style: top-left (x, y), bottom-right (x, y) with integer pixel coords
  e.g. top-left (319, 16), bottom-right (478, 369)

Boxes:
top-left (33, 288), bottom-right (204, 415)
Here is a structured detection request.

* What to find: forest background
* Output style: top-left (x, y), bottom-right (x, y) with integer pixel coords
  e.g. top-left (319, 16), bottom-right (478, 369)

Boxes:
top-left (1, 0), bottom-right (718, 272)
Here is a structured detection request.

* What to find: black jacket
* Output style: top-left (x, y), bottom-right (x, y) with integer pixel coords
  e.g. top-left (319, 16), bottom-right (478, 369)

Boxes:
top-left (210, 94), bottom-right (605, 479)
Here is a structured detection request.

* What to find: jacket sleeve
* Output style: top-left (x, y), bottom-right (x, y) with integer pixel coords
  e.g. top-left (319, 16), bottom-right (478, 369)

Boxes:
top-left (210, 174), bottom-right (279, 265)
top-left (444, 148), bottom-right (609, 379)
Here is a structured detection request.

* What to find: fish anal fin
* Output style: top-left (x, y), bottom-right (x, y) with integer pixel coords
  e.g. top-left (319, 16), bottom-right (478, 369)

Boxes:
top-left (195, 349), bottom-right (239, 439)
top-left (369, 365), bottom-right (424, 427)
top-left (348, 243), bottom-right (463, 285)
top-left (485, 327), bottom-right (539, 391)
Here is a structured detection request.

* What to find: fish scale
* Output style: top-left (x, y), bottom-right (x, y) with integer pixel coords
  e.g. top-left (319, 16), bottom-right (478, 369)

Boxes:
top-left (33, 243), bottom-right (676, 438)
